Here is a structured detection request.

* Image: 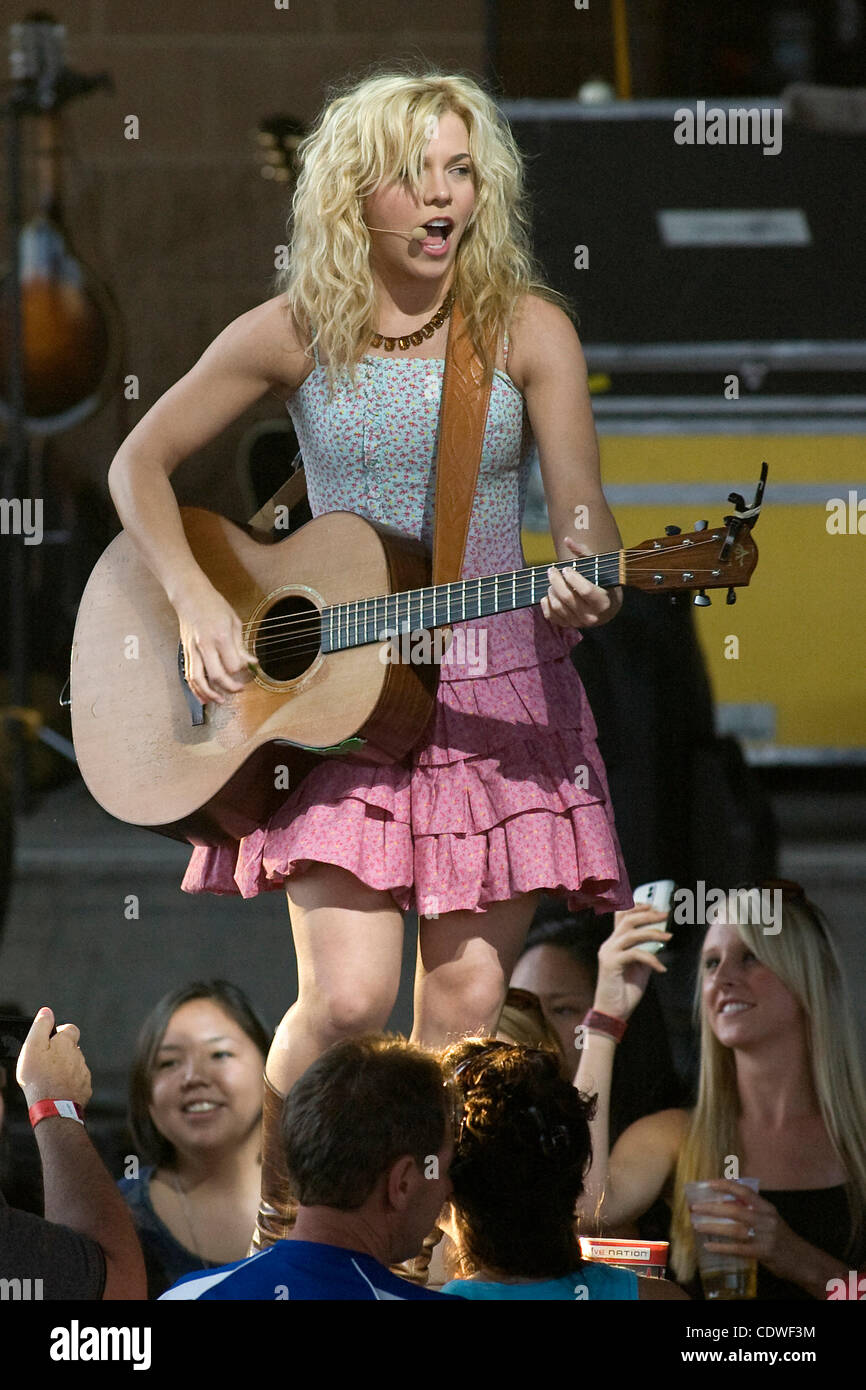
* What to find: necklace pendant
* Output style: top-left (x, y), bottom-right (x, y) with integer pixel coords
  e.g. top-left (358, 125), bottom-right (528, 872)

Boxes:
top-left (397, 335), bottom-right (412, 350)
top-left (383, 337), bottom-right (396, 351)
top-left (421, 323), bottom-right (435, 339)
top-left (410, 330), bottom-right (425, 346)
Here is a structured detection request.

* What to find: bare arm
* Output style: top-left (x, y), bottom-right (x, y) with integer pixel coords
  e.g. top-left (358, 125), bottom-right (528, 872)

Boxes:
top-left (601, 1108), bottom-right (690, 1232)
top-left (17, 1009), bottom-right (146, 1300)
top-left (512, 295), bottom-right (623, 629)
top-left (107, 294), bottom-right (307, 703)
top-left (573, 906), bottom-right (676, 1227)
top-left (34, 1118), bottom-right (146, 1300)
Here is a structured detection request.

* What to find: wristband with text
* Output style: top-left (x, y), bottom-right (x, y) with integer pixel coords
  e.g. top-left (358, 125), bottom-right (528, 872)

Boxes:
top-left (28, 1099), bottom-right (85, 1128)
top-left (581, 1010), bottom-right (628, 1043)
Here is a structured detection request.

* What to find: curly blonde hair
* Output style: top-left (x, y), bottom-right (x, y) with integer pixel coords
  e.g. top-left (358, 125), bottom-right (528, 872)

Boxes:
top-left (275, 65), bottom-right (570, 394)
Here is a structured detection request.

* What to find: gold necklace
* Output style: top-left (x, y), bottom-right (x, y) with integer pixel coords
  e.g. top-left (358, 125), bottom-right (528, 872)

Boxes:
top-left (170, 1170), bottom-right (216, 1268)
top-left (370, 288), bottom-right (454, 350)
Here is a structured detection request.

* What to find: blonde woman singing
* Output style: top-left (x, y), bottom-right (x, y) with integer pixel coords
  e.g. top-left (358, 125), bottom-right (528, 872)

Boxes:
top-left (107, 68), bottom-right (632, 1249)
top-left (576, 886), bottom-right (866, 1298)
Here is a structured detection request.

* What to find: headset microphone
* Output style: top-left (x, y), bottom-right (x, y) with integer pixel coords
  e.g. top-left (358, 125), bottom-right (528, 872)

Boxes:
top-left (366, 225), bottom-right (429, 241)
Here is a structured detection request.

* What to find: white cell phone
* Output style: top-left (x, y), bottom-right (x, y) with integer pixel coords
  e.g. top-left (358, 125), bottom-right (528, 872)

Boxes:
top-left (632, 879), bottom-right (676, 953)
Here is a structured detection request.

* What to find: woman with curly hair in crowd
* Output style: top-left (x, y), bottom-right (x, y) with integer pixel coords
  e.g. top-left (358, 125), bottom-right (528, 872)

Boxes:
top-left (436, 1037), bottom-right (687, 1299)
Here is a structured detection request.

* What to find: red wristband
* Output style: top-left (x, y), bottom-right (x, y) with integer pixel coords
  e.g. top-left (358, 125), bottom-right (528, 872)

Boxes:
top-left (582, 1010), bottom-right (628, 1043)
top-left (28, 1099), bottom-right (85, 1128)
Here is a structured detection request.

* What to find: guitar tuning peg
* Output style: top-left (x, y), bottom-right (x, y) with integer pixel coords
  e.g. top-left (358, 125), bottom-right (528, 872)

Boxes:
top-left (726, 587), bottom-right (737, 605)
top-left (694, 520), bottom-right (708, 531)
top-left (664, 525), bottom-right (681, 536)
top-left (693, 589), bottom-right (711, 607)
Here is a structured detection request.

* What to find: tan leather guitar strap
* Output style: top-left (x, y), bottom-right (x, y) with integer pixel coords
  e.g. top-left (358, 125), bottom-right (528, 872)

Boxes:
top-left (432, 298), bottom-right (498, 586)
top-left (248, 299), bottom-right (499, 589)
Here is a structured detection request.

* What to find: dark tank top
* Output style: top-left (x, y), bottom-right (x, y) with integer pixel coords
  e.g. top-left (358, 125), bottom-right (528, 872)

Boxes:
top-left (756, 1186), bottom-right (863, 1300)
top-left (687, 1184), bottom-right (863, 1301)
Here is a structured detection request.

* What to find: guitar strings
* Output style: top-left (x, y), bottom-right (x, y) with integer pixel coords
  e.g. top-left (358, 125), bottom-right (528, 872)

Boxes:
top-left (247, 563), bottom-right (731, 661)
top-left (244, 554), bottom-right (729, 651)
top-left (241, 534), bottom-right (727, 634)
top-left (240, 534), bottom-right (734, 649)
top-left (245, 561), bottom-right (624, 653)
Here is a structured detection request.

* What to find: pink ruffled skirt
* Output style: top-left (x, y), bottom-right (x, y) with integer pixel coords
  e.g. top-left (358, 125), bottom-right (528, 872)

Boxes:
top-left (181, 607), bottom-right (632, 916)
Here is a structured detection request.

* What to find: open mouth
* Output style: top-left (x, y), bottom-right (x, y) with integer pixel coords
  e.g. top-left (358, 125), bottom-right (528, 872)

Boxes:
top-left (719, 1002), bottom-right (754, 1016)
top-left (422, 218), bottom-right (454, 243)
top-left (182, 1100), bottom-right (223, 1114)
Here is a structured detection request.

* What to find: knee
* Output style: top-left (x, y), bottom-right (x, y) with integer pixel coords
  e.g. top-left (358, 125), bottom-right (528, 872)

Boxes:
top-left (422, 959), bottom-right (508, 1036)
top-left (306, 982), bottom-right (396, 1041)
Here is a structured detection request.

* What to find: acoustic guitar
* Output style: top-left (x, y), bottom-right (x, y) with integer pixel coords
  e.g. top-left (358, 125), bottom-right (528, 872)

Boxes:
top-left (70, 469), bottom-right (765, 847)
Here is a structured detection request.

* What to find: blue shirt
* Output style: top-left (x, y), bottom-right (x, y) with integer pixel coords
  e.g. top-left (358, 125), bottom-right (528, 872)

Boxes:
top-left (160, 1239), bottom-right (459, 1301)
top-left (441, 1261), bottom-right (638, 1300)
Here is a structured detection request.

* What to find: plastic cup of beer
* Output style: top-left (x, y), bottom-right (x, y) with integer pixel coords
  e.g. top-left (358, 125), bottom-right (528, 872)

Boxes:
top-left (685, 1177), bottom-right (760, 1300)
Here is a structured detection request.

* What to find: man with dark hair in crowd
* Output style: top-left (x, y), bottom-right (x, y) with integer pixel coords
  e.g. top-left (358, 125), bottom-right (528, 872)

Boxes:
top-left (0, 1007), bottom-right (146, 1299)
top-left (162, 1034), bottom-right (456, 1300)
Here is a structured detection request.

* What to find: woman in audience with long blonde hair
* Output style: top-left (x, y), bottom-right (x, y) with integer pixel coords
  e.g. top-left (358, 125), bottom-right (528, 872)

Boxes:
top-left (576, 884), bottom-right (866, 1297)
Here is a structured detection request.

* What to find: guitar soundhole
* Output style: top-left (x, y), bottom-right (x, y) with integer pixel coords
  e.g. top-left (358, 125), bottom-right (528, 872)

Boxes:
top-left (254, 596), bottom-right (321, 682)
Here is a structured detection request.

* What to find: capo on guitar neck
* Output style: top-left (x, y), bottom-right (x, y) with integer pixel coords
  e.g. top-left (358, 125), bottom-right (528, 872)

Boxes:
top-left (719, 461), bottom-right (768, 563)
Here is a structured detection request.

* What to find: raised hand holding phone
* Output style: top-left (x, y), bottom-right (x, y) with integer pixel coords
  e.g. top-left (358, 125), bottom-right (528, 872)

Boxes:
top-left (592, 900), bottom-right (672, 1023)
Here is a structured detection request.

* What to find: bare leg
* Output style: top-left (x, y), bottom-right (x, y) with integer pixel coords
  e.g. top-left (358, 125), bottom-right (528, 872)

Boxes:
top-left (411, 891), bottom-right (541, 1048)
top-left (266, 863), bottom-right (405, 1096)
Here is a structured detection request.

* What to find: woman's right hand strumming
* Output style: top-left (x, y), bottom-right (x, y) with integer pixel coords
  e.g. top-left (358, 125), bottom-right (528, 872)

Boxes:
top-left (174, 575), bottom-right (257, 707)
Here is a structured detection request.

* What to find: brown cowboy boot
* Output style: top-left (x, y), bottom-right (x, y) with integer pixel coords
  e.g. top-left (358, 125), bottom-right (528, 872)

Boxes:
top-left (248, 1072), bottom-right (298, 1254)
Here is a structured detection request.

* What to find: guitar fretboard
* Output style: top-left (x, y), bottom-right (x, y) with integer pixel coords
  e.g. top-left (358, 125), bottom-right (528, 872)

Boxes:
top-left (321, 552), bottom-right (624, 653)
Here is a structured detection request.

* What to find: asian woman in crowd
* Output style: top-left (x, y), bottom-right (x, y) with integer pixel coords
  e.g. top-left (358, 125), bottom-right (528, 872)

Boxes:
top-left (119, 980), bottom-right (270, 1297)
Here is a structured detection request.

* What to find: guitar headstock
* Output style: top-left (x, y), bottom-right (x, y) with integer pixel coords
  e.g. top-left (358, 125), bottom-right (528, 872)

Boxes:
top-left (625, 524), bottom-right (758, 603)
top-left (624, 463), bottom-right (767, 606)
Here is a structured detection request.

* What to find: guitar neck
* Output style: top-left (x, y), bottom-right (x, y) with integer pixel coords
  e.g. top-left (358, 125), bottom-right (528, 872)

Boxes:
top-left (321, 551), bottom-right (624, 653)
